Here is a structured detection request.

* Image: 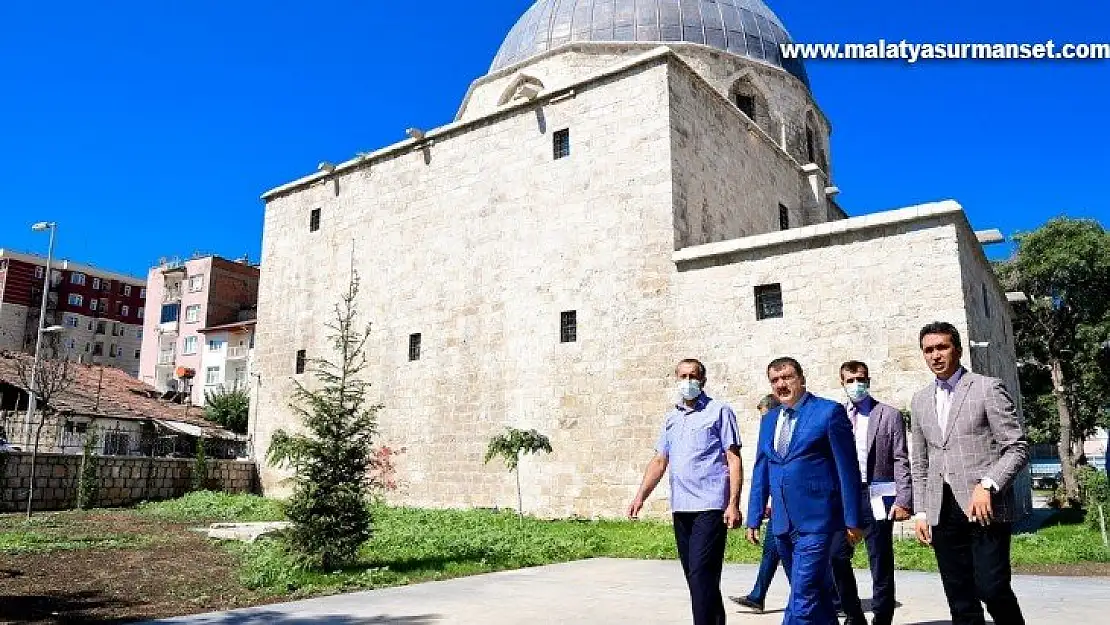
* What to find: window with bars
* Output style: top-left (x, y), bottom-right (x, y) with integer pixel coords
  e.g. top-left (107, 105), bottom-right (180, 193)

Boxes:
top-left (408, 333), bottom-right (421, 361)
top-left (560, 310), bottom-right (577, 343)
top-left (103, 431), bottom-right (130, 456)
top-left (553, 129), bottom-right (570, 160)
top-left (309, 208), bottom-right (321, 232)
top-left (755, 284), bottom-right (784, 320)
top-left (295, 349), bottom-right (307, 374)
top-left (779, 204), bottom-right (790, 230)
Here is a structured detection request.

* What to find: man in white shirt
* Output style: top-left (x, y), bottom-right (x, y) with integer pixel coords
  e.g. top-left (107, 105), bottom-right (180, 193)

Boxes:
top-left (829, 361), bottom-right (911, 625)
top-left (910, 322), bottom-right (1029, 625)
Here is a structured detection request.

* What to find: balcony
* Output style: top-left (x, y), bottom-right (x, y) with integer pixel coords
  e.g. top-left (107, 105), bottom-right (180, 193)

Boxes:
top-left (226, 346), bottom-right (249, 360)
top-left (157, 351), bottom-right (176, 366)
top-left (163, 285), bottom-right (182, 303)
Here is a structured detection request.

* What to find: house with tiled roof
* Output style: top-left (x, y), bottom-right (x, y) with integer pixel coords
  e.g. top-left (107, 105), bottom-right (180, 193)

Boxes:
top-left (0, 350), bottom-right (245, 458)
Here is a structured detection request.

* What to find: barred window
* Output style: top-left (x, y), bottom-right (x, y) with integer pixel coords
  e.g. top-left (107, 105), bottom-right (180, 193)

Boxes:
top-left (295, 349), bottom-right (307, 374)
top-left (408, 333), bottom-right (421, 361)
top-left (755, 284), bottom-right (783, 320)
top-left (309, 208), bottom-right (321, 232)
top-left (560, 310), bottom-right (577, 343)
top-left (553, 129), bottom-right (570, 160)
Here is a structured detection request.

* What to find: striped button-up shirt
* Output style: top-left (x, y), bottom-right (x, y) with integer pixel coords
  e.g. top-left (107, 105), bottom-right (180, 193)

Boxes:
top-left (655, 393), bottom-right (742, 512)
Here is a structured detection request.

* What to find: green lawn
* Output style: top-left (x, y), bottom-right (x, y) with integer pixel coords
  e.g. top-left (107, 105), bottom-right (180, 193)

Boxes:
top-left (5, 493), bottom-right (1107, 598)
top-left (132, 495), bottom-right (1110, 596)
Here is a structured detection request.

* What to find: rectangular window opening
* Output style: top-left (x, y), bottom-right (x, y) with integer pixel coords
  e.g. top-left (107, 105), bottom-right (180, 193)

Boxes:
top-left (778, 204), bottom-right (790, 231)
top-left (735, 94), bottom-right (755, 119)
top-left (295, 349), bottom-right (307, 374)
top-left (560, 310), bottom-right (577, 343)
top-left (408, 333), bottom-right (421, 361)
top-left (309, 208), bottom-right (321, 232)
top-left (553, 129), bottom-right (570, 160)
top-left (755, 284), bottom-right (784, 320)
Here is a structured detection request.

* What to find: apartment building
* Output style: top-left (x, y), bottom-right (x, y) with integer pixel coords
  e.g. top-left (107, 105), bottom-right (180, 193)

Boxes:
top-left (138, 256), bottom-right (259, 405)
top-left (0, 249), bottom-right (146, 376)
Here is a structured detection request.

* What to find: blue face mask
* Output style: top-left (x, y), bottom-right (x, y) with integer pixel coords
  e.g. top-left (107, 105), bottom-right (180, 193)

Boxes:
top-left (677, 379), bottom-right (702, 400)
top-left (844, 381), bottom-right (870, 403)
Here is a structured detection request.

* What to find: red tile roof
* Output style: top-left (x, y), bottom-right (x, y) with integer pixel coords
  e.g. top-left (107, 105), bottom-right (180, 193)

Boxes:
top-left (0, 351), bottom-right (230, 433)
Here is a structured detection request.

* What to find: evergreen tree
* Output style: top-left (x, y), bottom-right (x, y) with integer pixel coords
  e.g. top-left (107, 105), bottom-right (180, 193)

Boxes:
top-left (267, 272), bottom-right (381, 570)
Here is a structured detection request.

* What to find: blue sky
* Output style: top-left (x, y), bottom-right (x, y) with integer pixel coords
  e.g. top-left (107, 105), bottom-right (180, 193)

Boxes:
top-left (1, 0), bottom-right (1107, 277)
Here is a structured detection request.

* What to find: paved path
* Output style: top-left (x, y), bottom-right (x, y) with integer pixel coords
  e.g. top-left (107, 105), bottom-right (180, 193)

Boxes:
top-left (143, 558), bottom-right (1110, 624)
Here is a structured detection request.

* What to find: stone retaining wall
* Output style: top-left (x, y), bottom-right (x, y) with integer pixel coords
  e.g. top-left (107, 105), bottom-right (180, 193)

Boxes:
top-left (0, 451), bottom-right (258, 512)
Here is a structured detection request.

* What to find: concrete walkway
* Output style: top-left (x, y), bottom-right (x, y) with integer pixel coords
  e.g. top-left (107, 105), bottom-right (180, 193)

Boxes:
top-left (143, 558), bottom-right (1110, 624)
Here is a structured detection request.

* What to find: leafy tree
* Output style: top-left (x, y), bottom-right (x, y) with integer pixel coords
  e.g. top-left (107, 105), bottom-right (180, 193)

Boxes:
top-left (484, 427), bottom-right (553, 517)
top-left (266, 272), bottom-right (381, 570)
top-left (997, 217), bottom-right (1110, 504)
top-left (204, 385), bottom-right (249, 434)
top-left (12, 334), bottom-right (75, 518)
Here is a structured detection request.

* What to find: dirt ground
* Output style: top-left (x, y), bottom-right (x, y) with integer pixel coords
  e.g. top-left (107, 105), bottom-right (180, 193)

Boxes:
top-left (0, 512), bottom-right (280, 624)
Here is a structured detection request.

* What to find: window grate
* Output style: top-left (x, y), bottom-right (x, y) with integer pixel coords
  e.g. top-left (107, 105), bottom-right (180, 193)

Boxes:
top-left (553, 129), bottom-right (570, 160)
top-left (755, 284), bottom-right (784, 320)
top-left (560, 310), bottom-right (577, 343)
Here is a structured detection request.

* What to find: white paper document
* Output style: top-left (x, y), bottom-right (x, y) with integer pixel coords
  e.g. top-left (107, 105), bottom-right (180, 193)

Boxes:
top-left (869, 481), bottom-right (897, 520)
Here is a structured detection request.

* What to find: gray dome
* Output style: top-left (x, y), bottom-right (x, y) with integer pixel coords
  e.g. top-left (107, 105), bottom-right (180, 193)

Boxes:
top-left (490, 0), bottom-right (809, 85)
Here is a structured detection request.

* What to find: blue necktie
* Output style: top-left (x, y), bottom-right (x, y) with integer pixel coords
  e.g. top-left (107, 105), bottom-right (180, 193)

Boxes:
top-left (775, 408), bottom-right (794, 456)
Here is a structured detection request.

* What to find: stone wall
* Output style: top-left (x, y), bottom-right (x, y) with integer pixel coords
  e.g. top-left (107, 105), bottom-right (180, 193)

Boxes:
top-left (256, 59), bottom-right (678, 518)
top-left (0, 301), bottom-right (30, 353)
top-left (0, 452), bottom-right (257, 512)
top-left (668, 57), bottom-right (817, 250)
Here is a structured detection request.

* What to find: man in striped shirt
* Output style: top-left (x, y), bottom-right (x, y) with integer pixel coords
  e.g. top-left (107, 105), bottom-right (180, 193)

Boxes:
top-left (628, 358), bottom-right (743, 625)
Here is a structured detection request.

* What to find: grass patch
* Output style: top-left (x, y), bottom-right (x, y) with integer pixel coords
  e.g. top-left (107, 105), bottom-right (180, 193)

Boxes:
top-left (236, 506), bottom-right (758, 595)
top-left (235, 505), bottom-right (1110, 595)
top-left (0, 515), bottom-right (148, 554)
top-left (134, 491), bottom-right (286, 523)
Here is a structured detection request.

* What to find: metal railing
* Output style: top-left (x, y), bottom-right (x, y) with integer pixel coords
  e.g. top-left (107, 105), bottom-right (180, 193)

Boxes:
top-left (226, 346), bottom-right (249, 359)
top-left (157, 351), bottom-right (175, 365)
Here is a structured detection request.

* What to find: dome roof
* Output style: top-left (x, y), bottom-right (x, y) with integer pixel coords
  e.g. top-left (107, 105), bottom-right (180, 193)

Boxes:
top-left (490, 0), bottom-right (809, 85)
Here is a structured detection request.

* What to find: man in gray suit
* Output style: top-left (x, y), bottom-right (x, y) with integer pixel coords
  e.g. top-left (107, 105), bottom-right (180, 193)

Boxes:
top-left (911, 322), bottom-right (1029, 625)
top-left (829, 360), bottom-right (912, 625)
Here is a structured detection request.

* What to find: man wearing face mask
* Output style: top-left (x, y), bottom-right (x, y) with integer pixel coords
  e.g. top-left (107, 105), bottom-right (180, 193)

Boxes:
top-left (628, 358), bottom-right (743, 625)
top-left (829, 361), bottom-right (912, 625)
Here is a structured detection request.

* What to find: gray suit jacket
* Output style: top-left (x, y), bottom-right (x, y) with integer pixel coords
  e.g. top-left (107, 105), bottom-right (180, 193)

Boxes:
top-left (849, 399), bottom-right (913, 512)
top-left (910, 370), bottom-right (1030, 526)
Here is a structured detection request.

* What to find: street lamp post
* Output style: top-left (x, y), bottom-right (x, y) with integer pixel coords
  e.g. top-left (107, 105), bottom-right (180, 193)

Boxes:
top-left (24, 221), bottom-right (57, 437)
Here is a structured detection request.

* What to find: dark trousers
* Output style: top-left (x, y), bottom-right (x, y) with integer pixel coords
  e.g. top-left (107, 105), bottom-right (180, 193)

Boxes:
top-left (674, 511), bottom-right (728, 625)
top-left (775, 530), bottom-right (835, 625)
top-left (932, 485), bottom-right (1025, 625)
top-left (747, 524), bottom-right (781, 603)
top-left (830, 484), bottom-right (896, 625)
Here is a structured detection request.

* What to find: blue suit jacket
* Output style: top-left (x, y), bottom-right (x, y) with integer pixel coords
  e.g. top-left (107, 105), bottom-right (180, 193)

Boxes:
top-left (746, 393), bottom-right (863, 535)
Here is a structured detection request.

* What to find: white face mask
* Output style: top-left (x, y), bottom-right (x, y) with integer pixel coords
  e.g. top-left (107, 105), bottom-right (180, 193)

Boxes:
top-left (844, 381), bottom-right (870, 403)
top-left (677, 379), bottom-right (702, 400)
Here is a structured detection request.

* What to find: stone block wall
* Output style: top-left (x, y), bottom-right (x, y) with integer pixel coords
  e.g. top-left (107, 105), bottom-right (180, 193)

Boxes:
top-left (0, 452), bottom-right (258, 512)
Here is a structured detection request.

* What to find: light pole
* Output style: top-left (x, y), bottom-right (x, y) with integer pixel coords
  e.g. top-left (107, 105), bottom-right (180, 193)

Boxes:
top-left (24, 221), bottom-right (57, 437)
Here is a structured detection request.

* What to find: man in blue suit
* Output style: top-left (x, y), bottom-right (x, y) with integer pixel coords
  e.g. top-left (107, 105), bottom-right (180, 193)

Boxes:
top-left (746, 357), bottom-right (863, 624)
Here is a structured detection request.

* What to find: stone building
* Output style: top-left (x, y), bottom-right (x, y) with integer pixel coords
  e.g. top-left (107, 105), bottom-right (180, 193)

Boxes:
top-left (251, 0), bottom-right (1023, 518)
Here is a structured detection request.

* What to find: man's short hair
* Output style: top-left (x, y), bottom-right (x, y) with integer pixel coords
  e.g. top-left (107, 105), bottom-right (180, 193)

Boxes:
top-left (767, 357), bottom-right (803, 378)
top-left (839, 360), bottom-right (870, 379)
top-left (676, 358), bottom-right (707, 380)
top-left (919, 321), bottom-right (963, 353)
top-left (757, 394), bottom-right (781, 412)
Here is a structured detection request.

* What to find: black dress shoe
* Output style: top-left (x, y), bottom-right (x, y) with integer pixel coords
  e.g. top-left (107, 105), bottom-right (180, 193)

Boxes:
top-left (729, 595), bottom-right (764, 613)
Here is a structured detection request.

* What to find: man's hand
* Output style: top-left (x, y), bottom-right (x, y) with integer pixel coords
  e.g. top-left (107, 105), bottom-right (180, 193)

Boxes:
top-left (724, 505), bottom-right (742, 529)
top-left (969, 484), bottom-right (993, 525)
top-left (845, 527), bottom-right (864, 546)
top-left (915, 518), bottom-right (932, 545)
top-left (745, 527), bottom-right (760, 546)
top-left (626, 496), bottom-right (644, 520)
top-left (889, 505), bottom-right (911, 522)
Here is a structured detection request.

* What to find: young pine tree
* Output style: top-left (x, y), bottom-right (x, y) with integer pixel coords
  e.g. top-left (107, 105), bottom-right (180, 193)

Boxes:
top-left (266, 271), bottom-right (381, 570)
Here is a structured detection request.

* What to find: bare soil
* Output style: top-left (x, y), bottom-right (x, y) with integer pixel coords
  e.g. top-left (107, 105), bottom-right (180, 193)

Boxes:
top-left (0, 511), bottom-right (281, 624)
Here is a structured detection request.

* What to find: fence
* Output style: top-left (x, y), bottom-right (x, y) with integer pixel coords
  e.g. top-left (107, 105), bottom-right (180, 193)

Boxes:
top-left (0, 451), bottom-right (258, 512)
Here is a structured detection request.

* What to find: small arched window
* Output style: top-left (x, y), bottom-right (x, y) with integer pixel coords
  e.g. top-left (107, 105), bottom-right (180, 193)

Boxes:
top-left (728, 74), bottom-right (771, 133)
